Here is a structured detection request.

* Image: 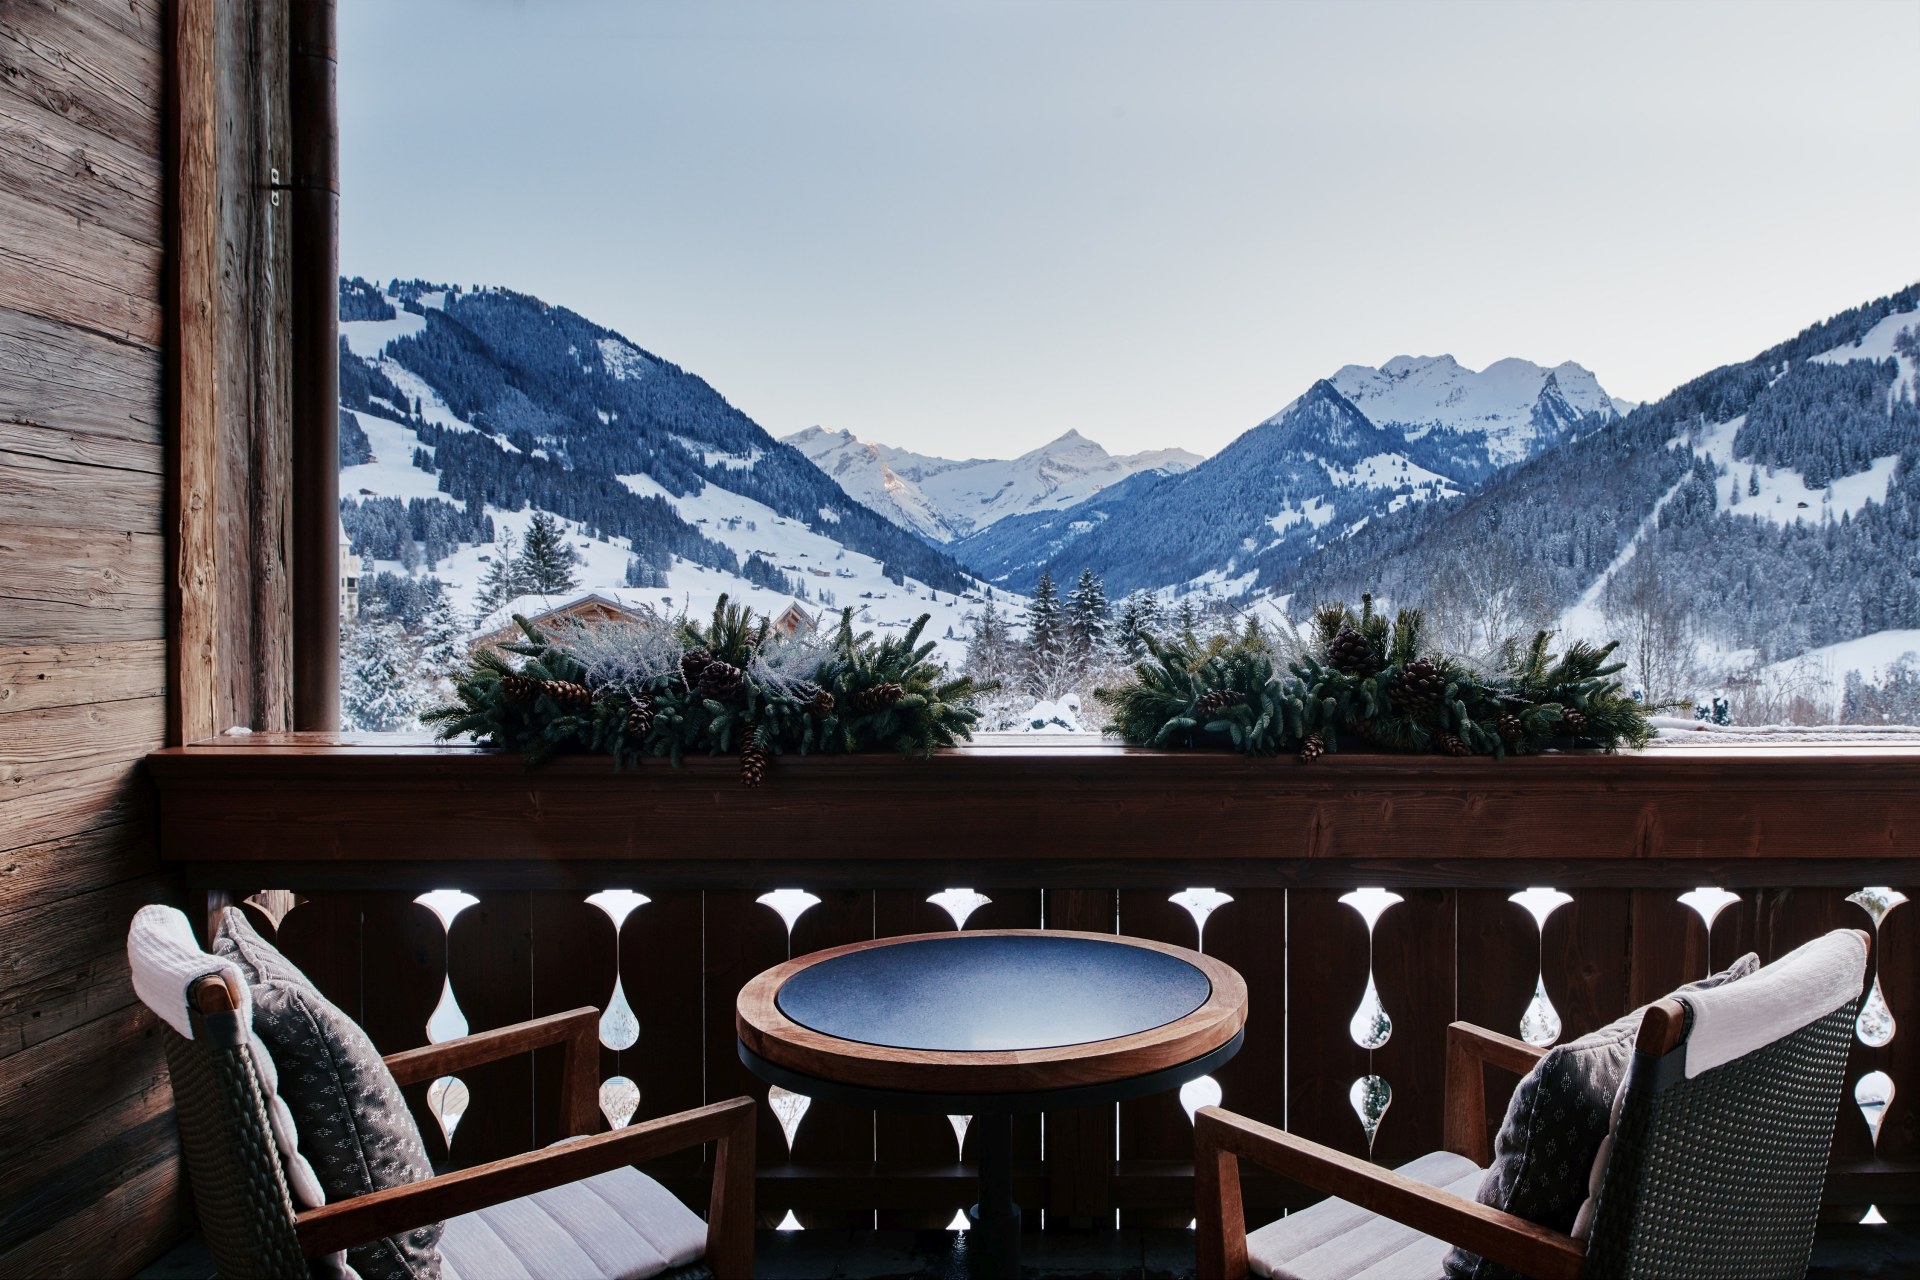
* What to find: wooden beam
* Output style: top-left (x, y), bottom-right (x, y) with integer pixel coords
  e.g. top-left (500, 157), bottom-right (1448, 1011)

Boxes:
top-left (168, 0), bottom-right (218, 744)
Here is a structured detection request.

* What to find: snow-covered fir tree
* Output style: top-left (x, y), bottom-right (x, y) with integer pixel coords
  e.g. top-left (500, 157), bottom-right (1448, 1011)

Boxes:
top-left (340, 617), bottom-right (434, 732)
top-left (1113, 589), bottom-right (1163, 661)
top-left (1023, 569), bottom-right (1070, 696)
top-left (474, 530), bottom-right (534, 616)
top-left (418, 588), bottom-right (466, 692)
top-left (517, 512), bottom-right (579, 594)
top-left (1065, 568), bottom-right (1111, 668)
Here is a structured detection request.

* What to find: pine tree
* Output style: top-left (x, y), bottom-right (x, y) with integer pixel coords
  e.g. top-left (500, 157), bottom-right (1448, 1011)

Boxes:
top-left (418, 589), bottom-right (466, 685)
top-left (1114, 589), bottom-right (1163, 661)
top-left (517, 512), bottom-right (579, 594)
top-left (474, 530), bottom-right (532, 616)
top-left (340, 618), bottom-right (432, 732)
top-left (1065, 568), bottom-right (1111, 667)
top-left (963, 599), bottom-right (1016, 685)
top-left (1023, 569), bottom-right (1067, 697)
top-left (1173, 595), bottom-right (1202, 641)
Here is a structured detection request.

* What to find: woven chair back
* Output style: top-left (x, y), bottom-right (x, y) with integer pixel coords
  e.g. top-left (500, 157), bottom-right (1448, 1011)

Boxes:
top-left (1583, 999), bottom-right (1858, 1278)
top-left (163, 993), bottom-right (307, 1278)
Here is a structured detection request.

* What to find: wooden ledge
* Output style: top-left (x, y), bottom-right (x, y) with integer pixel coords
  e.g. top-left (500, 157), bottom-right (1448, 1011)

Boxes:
top-left (146, 734), bottom-right (1920, 888)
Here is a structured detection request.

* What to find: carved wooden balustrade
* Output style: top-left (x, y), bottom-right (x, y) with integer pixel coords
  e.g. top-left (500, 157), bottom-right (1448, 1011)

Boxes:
top-left (147, 736), bottom-right (1920, 1229)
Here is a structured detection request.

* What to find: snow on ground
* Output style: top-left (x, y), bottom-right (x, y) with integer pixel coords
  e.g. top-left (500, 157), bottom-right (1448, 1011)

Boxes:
top-left (340, 310), bottom-right (427, 359)
top-left (1750, 629), bottom-right (1920, 709)
top-left (1558, 473), bottom-right (1692, 641)
top-left (1689, 417), bottom-right (1898, 528)
top-left (1812, 308), bottom-right (1920, 401)
top-left (597, 336), bottom-right (654, 381)
top-left (339, 411), bottom-right (452, 504)
top-left (1323, 452), bottom-right (1459, 493)
top-left (1266, 495), bottom-right (1334, 537)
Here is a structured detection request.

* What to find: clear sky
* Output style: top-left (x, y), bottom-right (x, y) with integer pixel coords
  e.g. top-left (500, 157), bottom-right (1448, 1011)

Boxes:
top-left (339, 0), bottom-right (1920, 459)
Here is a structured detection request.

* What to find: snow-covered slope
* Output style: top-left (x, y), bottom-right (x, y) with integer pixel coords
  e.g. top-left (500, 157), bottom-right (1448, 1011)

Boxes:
top-left (784, 426), bottom-right (1201, 542)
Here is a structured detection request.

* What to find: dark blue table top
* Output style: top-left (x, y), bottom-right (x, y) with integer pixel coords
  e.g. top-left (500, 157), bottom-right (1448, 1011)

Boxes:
top-left (774, 933), bottom-right (1213, 1052)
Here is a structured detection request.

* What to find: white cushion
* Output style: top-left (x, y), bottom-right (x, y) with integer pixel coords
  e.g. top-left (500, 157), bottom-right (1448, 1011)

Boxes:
top-left (1679, 928), bottom-right (1868, 1078)
top-left (438, 1164), bottom-right (707, 1280)
top-left (1247, 1149), bottom-right (1483, 1280)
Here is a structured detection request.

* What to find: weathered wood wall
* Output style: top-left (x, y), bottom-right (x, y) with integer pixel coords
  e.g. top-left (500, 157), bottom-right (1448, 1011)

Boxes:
top-left (0, 1), bottom-right (179, 1272)
top-left (0, 0), bottom-right (290, 1272)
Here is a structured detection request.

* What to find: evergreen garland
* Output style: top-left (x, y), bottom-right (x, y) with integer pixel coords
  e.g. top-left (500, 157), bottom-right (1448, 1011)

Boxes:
top-left (1095, 596), bottom-right (1652, 758)
top-left (424, 595), bottom-right (988, 782)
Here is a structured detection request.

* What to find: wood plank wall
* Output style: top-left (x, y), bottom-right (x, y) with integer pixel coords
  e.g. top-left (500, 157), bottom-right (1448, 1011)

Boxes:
top-left (1, 1), bottom-right (289, 1272)
top-left (0, 1), bottom-right (181, 1272)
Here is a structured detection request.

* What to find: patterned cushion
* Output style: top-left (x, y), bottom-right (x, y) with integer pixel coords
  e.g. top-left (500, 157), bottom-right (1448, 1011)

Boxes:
top-left (438, 1163), bottom-right (709, 1280)
top-left (216, 909), bottom-right (445, 1280)
top-left (1442, 953), bottom-right (1760, 1280)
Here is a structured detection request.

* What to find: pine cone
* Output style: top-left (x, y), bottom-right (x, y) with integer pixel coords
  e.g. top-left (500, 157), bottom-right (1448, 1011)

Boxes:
top-left (1195, 689), bottom-right (1241, 718)
top-left (1298, 732), bottom-right (1326, 763)
top-left (849, 682), bottom-right (905, 714)
top-left (1437, 732), bottom-right (1472, 757)
top-left (1327, 627), bottom-right (1379, 676)
top-left (625, 694), bottom-right (656, 737)
top-left (695, 660), bottom-right (746, 703)
top-left (1388, 657), bottom-right (1443, 714)
top-left (739, 731), bottom-right (769, 789)
top-left (807, 687), bottom-right (836, 720)
top-left (1561, 707), bottom-right (1590, 738)
top-left (1496, 712), bottom-right (1524, 742)
top-left (541, 679), bottom-right (593, 711)
top-left (680, 648), bottom-right (714, 686)
top-left (500, 673), bottom-right (540, 701)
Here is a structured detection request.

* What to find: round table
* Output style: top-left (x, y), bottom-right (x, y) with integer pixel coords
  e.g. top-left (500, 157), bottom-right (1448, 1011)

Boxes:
top-left (736, 929), bottom-right (1248, 1277)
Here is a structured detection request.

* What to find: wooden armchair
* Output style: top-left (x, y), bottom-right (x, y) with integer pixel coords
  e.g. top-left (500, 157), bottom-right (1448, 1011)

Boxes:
top-left (177, 973), bottom-right (754, 1279)
top-left (1196, 928), bottom-right (1868, 1279)
top-left (1196, 1020), bottom-right (1581, 1279)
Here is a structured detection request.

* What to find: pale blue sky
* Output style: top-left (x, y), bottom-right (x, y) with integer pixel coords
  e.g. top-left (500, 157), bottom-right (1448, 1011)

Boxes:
top-left (340, 0), bottom-right (1920, 458)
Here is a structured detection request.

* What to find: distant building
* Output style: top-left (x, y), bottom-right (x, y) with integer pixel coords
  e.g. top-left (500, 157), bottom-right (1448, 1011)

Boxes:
top-left (469, 591), bottom-right (649, 651)
top-left (773, 602), bottom-right (816, 638)
top-left (339, 519), bottom-right (362, 620)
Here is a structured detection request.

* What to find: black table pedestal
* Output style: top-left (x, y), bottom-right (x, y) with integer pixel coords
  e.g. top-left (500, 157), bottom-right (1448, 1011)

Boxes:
top-left (967, 1111), bottom-right (1019, 1278)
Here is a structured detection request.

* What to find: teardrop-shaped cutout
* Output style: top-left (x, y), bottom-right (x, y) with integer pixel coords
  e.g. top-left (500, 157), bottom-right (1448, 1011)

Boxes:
top-left (769, 1085), bottom-right (811, 1157)
top-left (776, 1210), bottom-right (803, 1232)
top-left (426, 974), bottom-right (468, 1044)
top-left (1856, 1070), bottom-right (1895, 1147)
top-left (947, 1113), bottom-right (971, 1160)
top-left (600, 1075), bottom-right (641, 1130)
top-left (1180, 1074), bottom-right (1223, 1125)
top-left (947, 1209), bottom-right (971, 1232)
top-left (600, 974), bottom-right (640, 1051)
top-left (1858, 975), bottom-right (1896, 1048)
top-left (427, 1075), bottom-right (470, 1147)
top-left (1519, 976), bottom-right (1561, 1047)
top-left (1349, 973), bottom-right (1393, 1050)
top-left (1349, 1075), bottom-right (1392, 1154)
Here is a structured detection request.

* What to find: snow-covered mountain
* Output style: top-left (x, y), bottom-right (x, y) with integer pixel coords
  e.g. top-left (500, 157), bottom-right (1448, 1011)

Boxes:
top-left (955, 355), bottom-right (1628, 593)
top-left (335, 278), bottom-right (1006, 666)
top-left (784, 425), bottom-right (1201, 542)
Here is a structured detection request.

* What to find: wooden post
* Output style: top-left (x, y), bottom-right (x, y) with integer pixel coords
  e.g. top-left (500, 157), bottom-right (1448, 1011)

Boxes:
top-left (289, 0), bottom-right (339, 729)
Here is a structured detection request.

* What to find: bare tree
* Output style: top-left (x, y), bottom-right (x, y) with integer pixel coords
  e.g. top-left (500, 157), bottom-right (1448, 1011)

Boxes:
top-left (1419, 533), bottom-right (1557, 665)
top-left (1602, 553), bottom-right (1701, 708)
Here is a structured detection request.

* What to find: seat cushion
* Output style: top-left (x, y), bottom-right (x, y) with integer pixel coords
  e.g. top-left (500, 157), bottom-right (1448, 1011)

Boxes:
top-left (1247, 1150), bottom-right (1483, 1280)
top-left (438, 1165), bottom-right (708, 1280)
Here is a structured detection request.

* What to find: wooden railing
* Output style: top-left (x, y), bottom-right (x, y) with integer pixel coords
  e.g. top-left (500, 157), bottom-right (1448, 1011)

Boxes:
top-left (148, 736), bottom-right (1920, 1228)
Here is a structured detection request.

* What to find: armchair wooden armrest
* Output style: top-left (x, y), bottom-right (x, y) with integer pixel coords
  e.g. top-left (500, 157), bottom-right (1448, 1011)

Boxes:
top-left (296, 1096), bottom-right (756, 1278)
top-left (1444, 1019), bottom-right (1546, 1164)
top-left (1194, 1107), bottom-right (1583, 1280)
top-left (383, 1007), bottom-right (602, 1136)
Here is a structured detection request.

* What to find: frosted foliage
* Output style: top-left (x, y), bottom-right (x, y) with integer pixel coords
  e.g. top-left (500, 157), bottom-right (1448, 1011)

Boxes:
top-left (601, 975), bottom-right (640, 1051)
top-left (928, 888), bottom-right (992, 931)
top-left (1519, 976), bottom-right (1563, 1047)
top-left (1509, 887), bottom-right (1574, 931)
top-left (427, 1075), bottom-right (469, 1146)
top-left (1350, 1075), bottom-right (1392, 1152)
top-left (1858, 975), bottom-right (1897, 1048)
top-left (769, 1086), bottom-right (811, 1156)
top-left (1849, 887), bottom-right (1909, 929)
top-left (747, 628), bottom-right (832, 697)
top-left (758, 889), bottom-right (821, 938)
top-left (600, 1076), bottom-right (640, 1130)
top-left (1338, 888), bottom-right (1402, 934)
top-left (1678, 887), bottom-right (1741, 931)
top-left (947, 1113), bottom-right (971, 1159)
top-left (549, 614), bottom-right (684, 695)
top-left (1169, 888), bottom-right (1234, 951)
top-left (427, 975), bottom-right (469, 1044)
top-left (586, 889), bottom-right (651, 932)
top-left (1856, 1070), bottom-right (1894, 1146)
top-left (1180, 1075), bottom-right (1223, 1125)
top-left (1350, 973), bottom-right (1393, 1050)
top-left (415, 889), bottom-right (479, 933)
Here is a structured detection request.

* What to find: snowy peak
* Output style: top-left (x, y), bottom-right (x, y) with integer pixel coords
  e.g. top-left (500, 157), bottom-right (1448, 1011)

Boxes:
top-left (783, 425), bottom-right (1201, 542)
